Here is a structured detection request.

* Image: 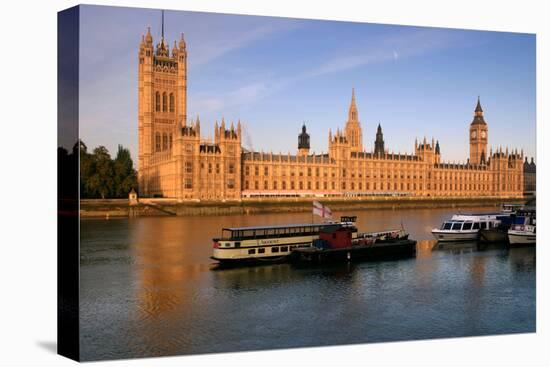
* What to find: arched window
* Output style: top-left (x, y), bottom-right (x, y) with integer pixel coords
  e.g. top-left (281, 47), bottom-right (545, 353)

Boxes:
top-left (169, 93), bottom-right (174, 112)
top-left (162, 92), bottom-right (167, 112)
top-left (169, 133), bottom-right (173, 149)
top-left (155, 132), bottom-right (161, 152)
top-left (155, 92), bottom-right (160, 112)
top-left (162, 133), bottom-right (168, 151)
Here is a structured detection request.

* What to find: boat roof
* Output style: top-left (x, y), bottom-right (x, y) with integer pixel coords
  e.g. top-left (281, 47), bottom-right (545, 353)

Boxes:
top-left (448, 213), bottom-right (504, 221)
top-left (456, 212), bottom-right (502, 216)
top-left (223, 222), bottom-right (344, 231)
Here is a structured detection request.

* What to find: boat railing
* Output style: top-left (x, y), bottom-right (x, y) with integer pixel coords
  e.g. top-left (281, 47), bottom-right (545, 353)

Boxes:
top-left (356, 229), bottom-right (405, 239)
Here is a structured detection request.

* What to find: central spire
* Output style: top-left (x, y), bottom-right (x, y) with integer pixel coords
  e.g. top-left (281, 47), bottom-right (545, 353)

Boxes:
top-left (348, 87), bottom-right (358, 122)
top-left (345, 87), bottom-right (363, 153)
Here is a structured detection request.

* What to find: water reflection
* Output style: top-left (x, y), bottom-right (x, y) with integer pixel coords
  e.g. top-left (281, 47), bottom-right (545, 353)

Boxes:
top-left (79, 206), bottom-right (536, 361)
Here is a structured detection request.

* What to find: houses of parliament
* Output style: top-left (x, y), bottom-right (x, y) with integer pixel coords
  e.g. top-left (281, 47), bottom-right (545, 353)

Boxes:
top-left (137, 26), bottom-right (527, 201)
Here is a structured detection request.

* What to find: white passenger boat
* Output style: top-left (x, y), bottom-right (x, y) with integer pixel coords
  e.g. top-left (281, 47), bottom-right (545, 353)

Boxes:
top-left (508, 212), bottom-right (536, 246)
top-left (212, 217), bottom-right (358, 264)
top-left (508, 225), bottom-right (536, 245)
top-left (431, 214), bottom-right (504, 242)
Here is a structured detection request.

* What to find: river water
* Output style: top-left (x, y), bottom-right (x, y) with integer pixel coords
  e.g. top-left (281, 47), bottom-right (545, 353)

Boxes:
top-left (79, 206), bottom-right (536, 361)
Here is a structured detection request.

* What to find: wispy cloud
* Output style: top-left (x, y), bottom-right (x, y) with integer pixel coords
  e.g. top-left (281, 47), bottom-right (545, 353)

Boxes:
top-left (306, 29), bottom-right (458, 77)
top-left (191, 29), bottom-right (461, 114)
top-left (189, 81), bottom-right (272, 116)
top-left (189, 22), bottom-right (302, 67)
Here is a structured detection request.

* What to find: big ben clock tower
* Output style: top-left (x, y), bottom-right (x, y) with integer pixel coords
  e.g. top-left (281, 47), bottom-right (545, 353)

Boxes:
top-left (469, 97), bottom-right (488, 165)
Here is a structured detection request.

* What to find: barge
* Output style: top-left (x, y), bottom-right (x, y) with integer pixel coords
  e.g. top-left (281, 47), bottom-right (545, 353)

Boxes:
top-left (290, 225), bottom-right (416, 264)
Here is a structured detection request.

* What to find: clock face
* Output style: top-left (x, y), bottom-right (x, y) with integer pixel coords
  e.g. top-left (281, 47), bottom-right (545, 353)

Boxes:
top-left (481, 131), bottom-right (486, 139)
top-left (471, 131), bottom-right (477, 139)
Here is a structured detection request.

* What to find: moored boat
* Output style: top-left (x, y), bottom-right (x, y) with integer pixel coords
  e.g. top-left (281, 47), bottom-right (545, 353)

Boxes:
top-left (508, 209), bottom-right (536, 246)
top-left (479, 227), bottom-right (508, 243)
top-left (508, 225), bottom-right (536, 245)
top-left (480, 211), bottom-right (531, 243)
top-left (211, 216), bottom-right (358, 264)
top-left (431, 213), bottom-right (506, 242)
top-left (500, 203), bottom-right (524, 215)
top-left (290, 225), bottom-right (415, 264)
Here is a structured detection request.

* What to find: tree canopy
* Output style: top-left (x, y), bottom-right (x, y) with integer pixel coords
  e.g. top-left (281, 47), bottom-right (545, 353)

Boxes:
top-left (78, 140), bottom-right (137, 199)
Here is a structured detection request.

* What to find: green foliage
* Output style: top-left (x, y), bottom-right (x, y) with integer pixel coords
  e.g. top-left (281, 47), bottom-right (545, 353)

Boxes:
top-left (78, 140), bottom-right (138, 199)
top-left (113, 145), bottom-right (138, 198)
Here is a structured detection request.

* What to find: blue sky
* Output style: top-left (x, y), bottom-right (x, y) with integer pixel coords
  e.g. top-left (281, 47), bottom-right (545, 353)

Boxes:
top-left (79, 5), bottom-right (536, 163)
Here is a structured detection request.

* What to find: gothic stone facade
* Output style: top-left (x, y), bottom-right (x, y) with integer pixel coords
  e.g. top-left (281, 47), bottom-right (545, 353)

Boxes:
top-left (138, 29), bottom-right (525, 201)
top-left (523, 157), bottom-right (536, 195)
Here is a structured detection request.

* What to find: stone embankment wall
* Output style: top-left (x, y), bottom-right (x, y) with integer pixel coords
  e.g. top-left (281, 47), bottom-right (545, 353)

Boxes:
top-left (80, 196), bottom-right (526, 218)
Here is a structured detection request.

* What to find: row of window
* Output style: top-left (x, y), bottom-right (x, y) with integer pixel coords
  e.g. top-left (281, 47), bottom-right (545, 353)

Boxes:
top-left (242, 165), bottom-right (517, 182)
top-left (155, 91), bottom-right (175, 113)
top-left (441, 221), bottom-right (494, 231)
top-left (183, 162), bottom-right (237, 175)
top-left (243, 169), bottom-right (507, 182)
top-left (177, 174), bottom-right (520, 192)
top-left (247, 245), bottom-right (307, 255)
top-left (155, 132), bottom-right (173, 152)
top-left (242, 180), bottom-right (514, 192)
top-left (183, 179), bottom-right (236, 190)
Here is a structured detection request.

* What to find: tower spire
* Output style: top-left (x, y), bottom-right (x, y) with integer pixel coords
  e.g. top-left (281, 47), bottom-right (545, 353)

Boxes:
top-left (161, 9), bottom-right (165, 41)
top-left (475, 96), bottom-right (484, 114)
top-left (345, 87), bottom-right (363, 152)
top-left (348, 88), bottom-right (358, 121)
top-left (374, 123), bottom-right (385, 156)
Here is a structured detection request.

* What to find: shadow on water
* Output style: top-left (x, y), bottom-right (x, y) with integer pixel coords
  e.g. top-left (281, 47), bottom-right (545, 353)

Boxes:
top-left (433, 240), bottom-right (509, 254)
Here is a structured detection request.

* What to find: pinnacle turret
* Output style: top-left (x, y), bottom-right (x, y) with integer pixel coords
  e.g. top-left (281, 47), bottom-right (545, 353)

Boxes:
top-left (179, 33), bottom-right (186, 50)
top-left (298, 123), bottom-right (310, 152)
top-left (145, 27), bottom-right (153, 44)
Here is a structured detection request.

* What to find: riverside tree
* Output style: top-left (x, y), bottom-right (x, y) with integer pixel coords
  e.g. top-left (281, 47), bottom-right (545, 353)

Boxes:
top-left (77, 140), bottom-right (138, 199)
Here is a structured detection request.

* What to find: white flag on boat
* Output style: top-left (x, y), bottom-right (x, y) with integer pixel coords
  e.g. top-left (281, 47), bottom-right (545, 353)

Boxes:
top-left (313, 201), bottom-right (332, 219)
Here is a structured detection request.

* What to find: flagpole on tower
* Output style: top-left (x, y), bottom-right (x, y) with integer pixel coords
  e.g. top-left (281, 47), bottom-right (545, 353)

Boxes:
top-left (161, 9), bottom-right (164, 40)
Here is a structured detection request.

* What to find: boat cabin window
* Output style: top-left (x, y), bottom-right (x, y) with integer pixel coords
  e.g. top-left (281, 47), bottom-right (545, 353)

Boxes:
top-left (480, 222), bottom-right (486, 230)
top-left (472, 222), bottom-right (480, 230)
top-left (248, 249), bottom-right (256, 255)
top-left (451, 222), bottom-right (462, 230)
top-left (462, 222), bottom-right (473, 230)
top-left (281, 246), bottom-right (288, 252)
top-left (234, 242), bottom-right (241, 248)
top-left (271, 247), bottom-right (279, 253)
top-left (258, 248), bottom-right (265, 254)
top-left (223, 224), bottom-right (331, 240)
top-left (442, 222), bottom-right (453, 230)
